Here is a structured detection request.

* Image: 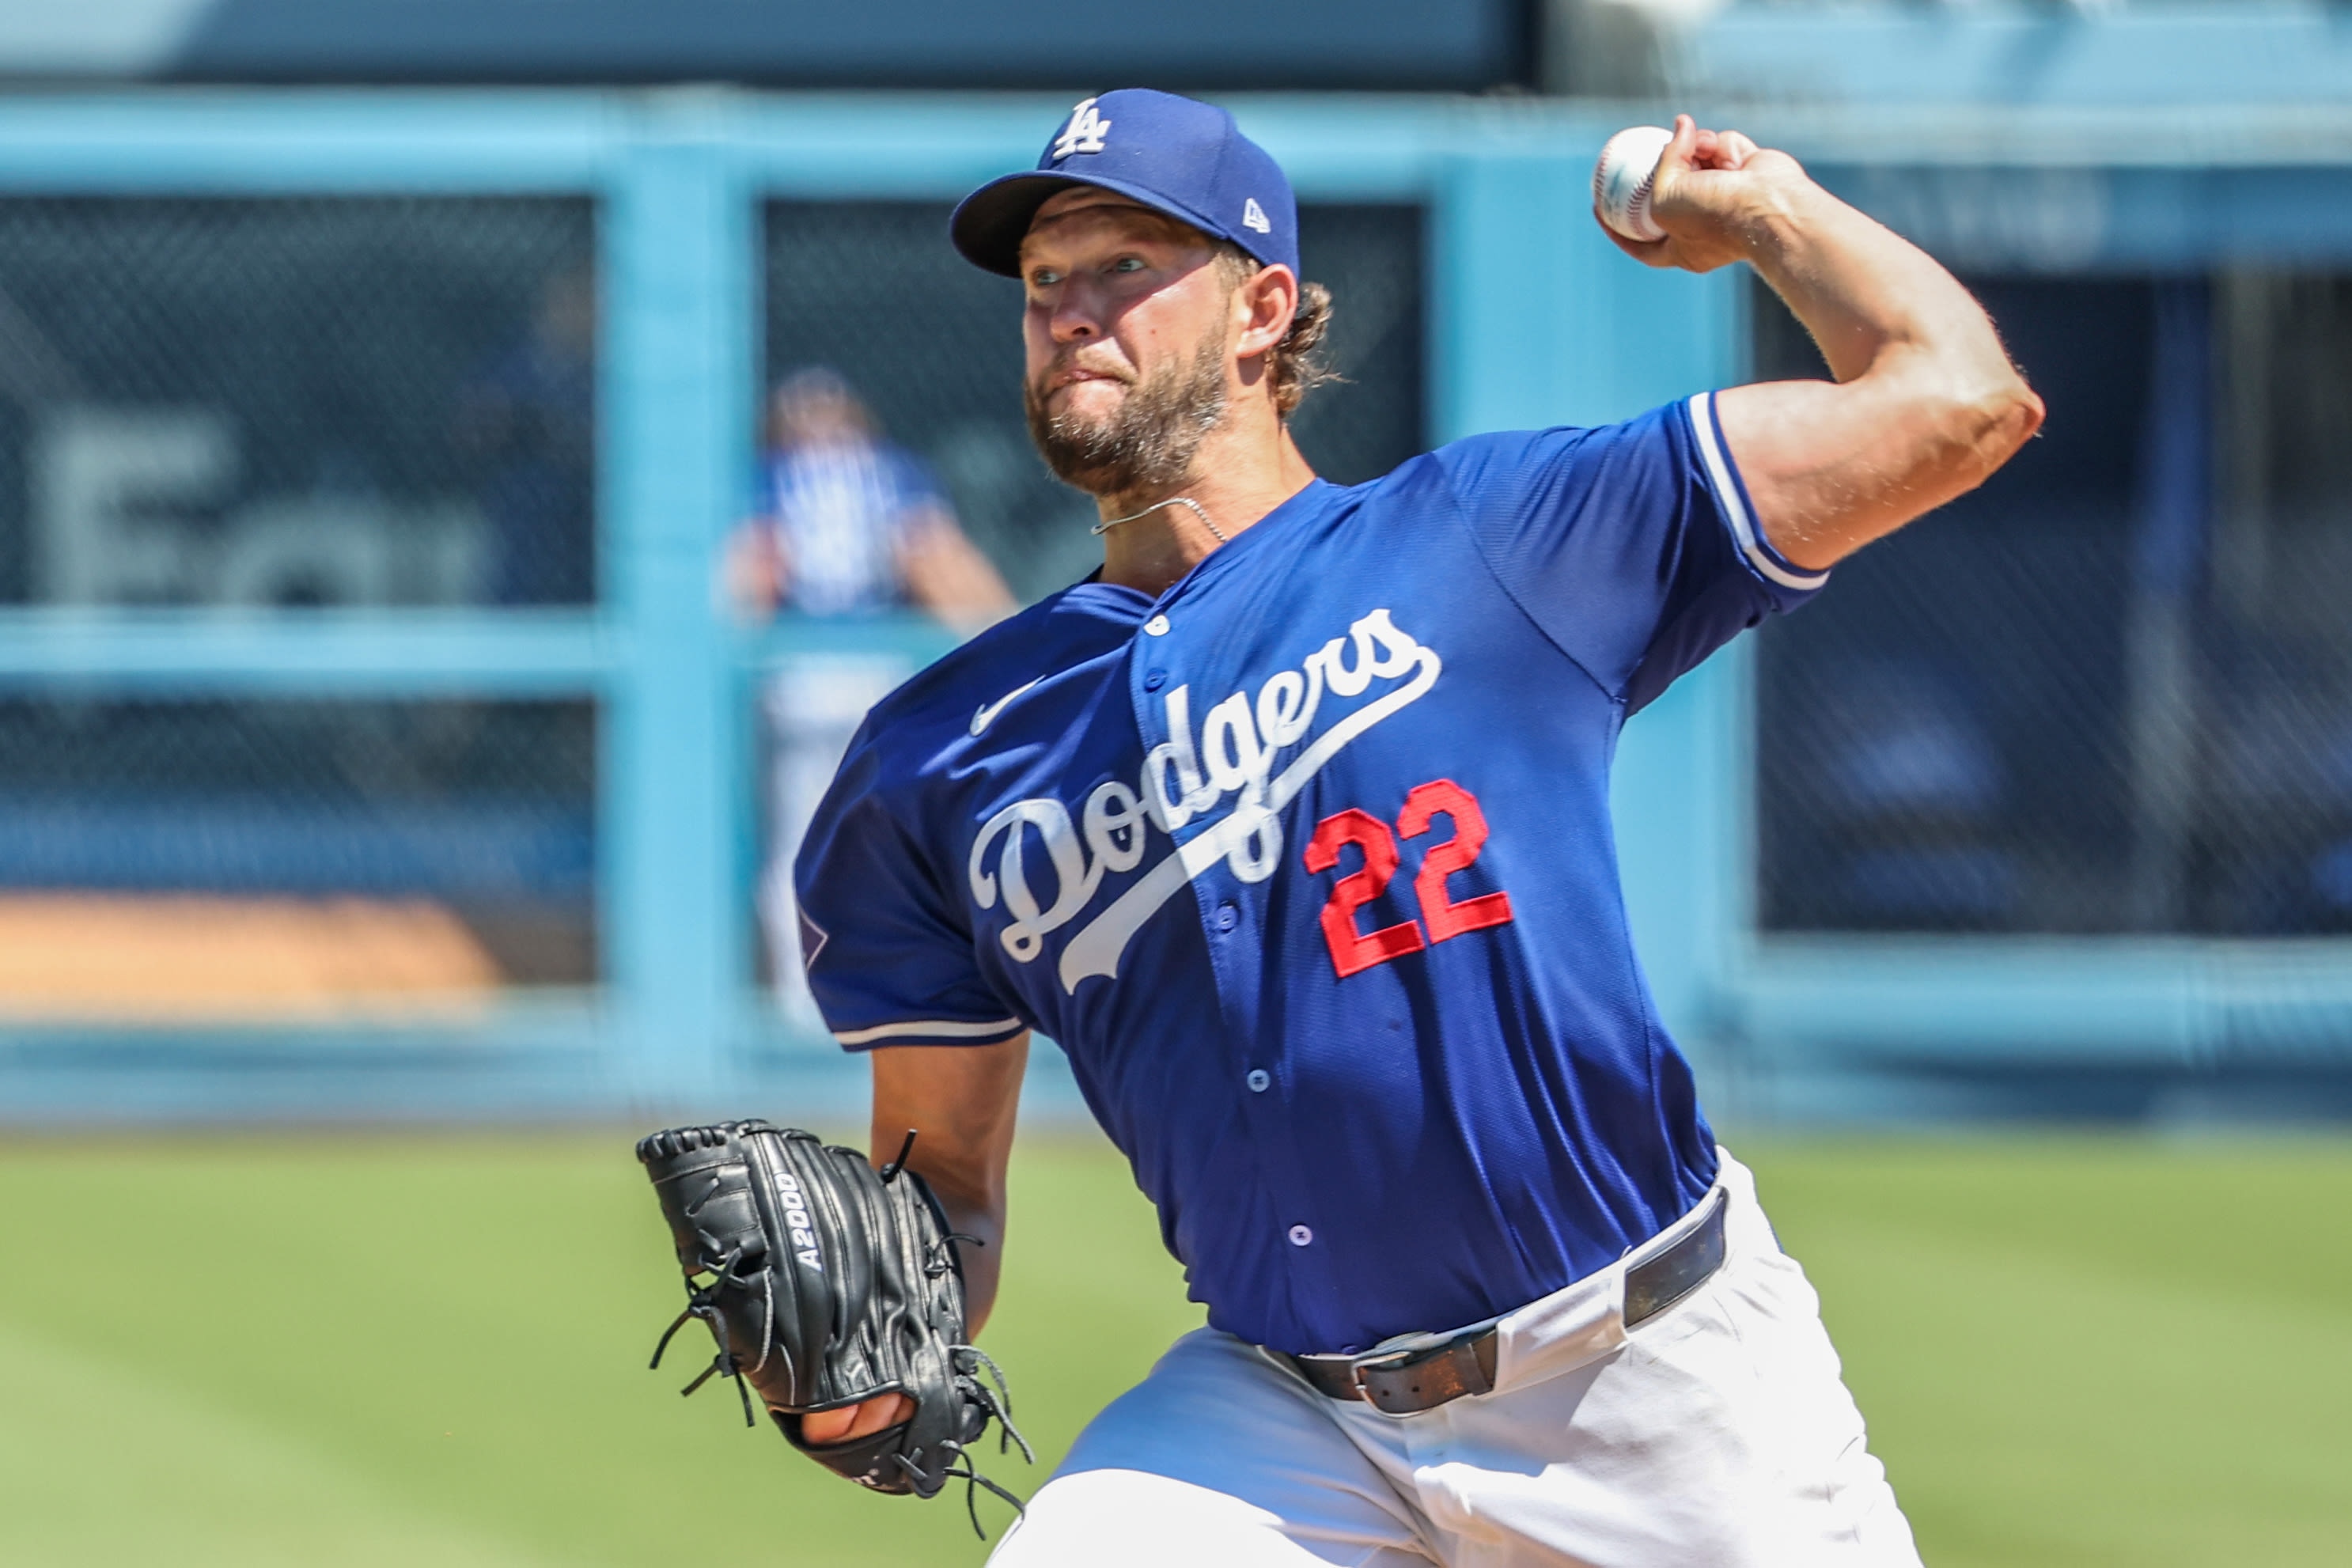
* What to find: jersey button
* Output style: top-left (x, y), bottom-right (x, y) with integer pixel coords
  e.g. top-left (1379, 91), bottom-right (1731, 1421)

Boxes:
top-left (1287, 1225), bottom-right (1313, 1248)
top-left (1245, 1068), bottom-right (1271, 1093)
top-left (1143, 614), bottom-right (1171, 636)
top-left (1214, 900), bottom-right (1239, 932)
top-left (1143, 668), bottom-right (1168, 691)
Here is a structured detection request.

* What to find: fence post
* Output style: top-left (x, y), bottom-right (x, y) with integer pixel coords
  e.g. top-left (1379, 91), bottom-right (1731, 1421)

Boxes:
top-left (601, 92), bottom-right (756, 1105)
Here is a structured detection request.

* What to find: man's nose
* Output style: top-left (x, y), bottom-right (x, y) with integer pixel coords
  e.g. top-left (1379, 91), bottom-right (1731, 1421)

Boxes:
top-left (1048, 282), bottom-right (1101, 343)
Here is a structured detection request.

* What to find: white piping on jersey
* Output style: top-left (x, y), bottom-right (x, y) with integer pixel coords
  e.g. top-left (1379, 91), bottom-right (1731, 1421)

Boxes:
top-left (831, 1015), bottom-right (1023, 1047)
top-left (1685, 391), bottom-right (1829, 593)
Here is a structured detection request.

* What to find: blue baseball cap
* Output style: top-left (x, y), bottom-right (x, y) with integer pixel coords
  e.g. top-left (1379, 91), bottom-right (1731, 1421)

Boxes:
top-left (950, 89), bottom-right (1299, 280)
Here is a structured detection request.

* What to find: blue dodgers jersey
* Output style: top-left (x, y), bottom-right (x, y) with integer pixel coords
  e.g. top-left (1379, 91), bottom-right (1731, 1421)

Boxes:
top-left (795, 393), bottom-right (1824, 1355)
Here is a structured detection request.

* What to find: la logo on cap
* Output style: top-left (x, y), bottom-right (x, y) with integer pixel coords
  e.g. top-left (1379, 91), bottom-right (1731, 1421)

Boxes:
top-left (1052, 97), bottom-right (1112, 161)
top-left (1242, 198), bottom-right (1272, 234)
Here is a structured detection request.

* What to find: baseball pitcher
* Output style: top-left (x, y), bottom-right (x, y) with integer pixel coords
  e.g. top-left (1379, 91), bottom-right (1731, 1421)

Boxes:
top-left (763, 89), bottom-right (2040, 1563)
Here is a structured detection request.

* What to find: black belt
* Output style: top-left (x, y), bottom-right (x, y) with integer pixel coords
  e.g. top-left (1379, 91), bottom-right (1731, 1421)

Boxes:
top-left (1274, 1187), bottom-right (1728, 1416)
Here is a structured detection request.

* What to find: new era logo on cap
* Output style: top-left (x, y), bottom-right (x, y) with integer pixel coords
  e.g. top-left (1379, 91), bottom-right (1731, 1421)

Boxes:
top-left (1051, 97), bottom-right (1112, 161)
top-left (949, 88), bottom-right (1301, 280)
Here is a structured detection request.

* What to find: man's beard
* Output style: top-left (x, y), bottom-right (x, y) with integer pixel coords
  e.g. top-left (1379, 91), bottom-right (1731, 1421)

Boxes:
top-left (1024, 335), bottom-right (1228, 498)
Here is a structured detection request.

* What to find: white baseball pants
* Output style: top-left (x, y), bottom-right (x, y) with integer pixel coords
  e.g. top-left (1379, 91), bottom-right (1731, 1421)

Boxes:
top-left (988, 1153), bottom-right (1922, 1568)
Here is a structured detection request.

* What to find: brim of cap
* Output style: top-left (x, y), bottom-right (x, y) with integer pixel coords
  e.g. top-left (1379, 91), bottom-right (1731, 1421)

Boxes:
top-left (949, 169), bottom-right (1237, 277)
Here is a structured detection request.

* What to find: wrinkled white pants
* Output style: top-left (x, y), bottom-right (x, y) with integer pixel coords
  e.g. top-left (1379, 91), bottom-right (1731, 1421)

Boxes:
top-left (989, 1153), bottom-right (1921, 1568)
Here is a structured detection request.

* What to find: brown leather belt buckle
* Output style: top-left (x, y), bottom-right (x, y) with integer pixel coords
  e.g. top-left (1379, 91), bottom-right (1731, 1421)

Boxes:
top-left (1286, 1327), bottom-right (1499, 1415)
top-left (1353, 1331), bottom-right (1498, 1415)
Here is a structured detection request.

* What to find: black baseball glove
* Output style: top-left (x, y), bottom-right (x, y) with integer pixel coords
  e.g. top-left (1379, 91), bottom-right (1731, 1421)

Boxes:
top-left (636, 1119), bottom-right (1029, 1530)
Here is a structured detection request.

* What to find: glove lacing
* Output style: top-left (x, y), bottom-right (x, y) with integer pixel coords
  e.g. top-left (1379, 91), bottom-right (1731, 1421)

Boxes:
top-left (915, 1442), bottom-right (1030, 1540)
top-left (648, 1241), bottom-right (778, 1429)
top-left (916, 1340), bottom-right (1034, 1538)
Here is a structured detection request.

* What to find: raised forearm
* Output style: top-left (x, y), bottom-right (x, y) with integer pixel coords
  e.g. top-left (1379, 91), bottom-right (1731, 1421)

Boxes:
top-left (1734, 178), bottom-right (2007, 393)
top-left (1622, 118), bottom-right (2043, 567)
top-left (1720, 183), bottom-right (2042, 566)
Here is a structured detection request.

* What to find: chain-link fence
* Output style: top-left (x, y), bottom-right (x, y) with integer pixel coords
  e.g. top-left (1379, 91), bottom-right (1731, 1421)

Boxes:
top-left (0, 197), bottom-right (596, 609)
top-left (0, 696), bottom-right (594, 1015)
top-left (0, 196), bottom-right (599, 1019)
top-left (1755, 271), bottom-right (2352, 937)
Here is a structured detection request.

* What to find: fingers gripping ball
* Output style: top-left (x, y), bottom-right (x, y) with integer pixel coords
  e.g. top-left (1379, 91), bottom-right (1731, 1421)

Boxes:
top-left (636, 1120), bottom-right (1032, 1536)
top-left (1593, 125), bottom-right (1675, 243)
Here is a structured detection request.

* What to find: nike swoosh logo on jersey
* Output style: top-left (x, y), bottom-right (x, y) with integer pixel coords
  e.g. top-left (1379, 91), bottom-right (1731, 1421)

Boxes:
top-left (970, 678), bottom-right (1043, 737)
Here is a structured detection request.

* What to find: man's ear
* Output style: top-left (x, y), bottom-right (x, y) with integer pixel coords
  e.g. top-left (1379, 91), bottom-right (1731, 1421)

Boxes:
top-left (1234, 263), bottom-right (1300, 360)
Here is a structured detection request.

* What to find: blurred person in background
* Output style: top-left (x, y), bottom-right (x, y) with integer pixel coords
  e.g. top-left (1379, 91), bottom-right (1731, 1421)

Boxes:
top-left (729, 366), bottom-right (1012, 627)
top-left (455, 266), bottom-right (597, 604)
top-left (729, 366), bottom-right (1013, 1029)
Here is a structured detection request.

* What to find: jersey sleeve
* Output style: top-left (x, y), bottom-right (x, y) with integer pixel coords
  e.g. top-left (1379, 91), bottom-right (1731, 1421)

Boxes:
top-left (793, 738), bottom-right (1027, 1051)
top-left (1436, 392), bottom-right (1827, 714)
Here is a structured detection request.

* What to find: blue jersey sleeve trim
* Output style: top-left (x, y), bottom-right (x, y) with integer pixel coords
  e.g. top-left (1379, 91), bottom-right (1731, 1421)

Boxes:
top-left (832, 1016), bottom-right (1026, 1049)
top-left (1685, 392), bottom-right (1831, 594)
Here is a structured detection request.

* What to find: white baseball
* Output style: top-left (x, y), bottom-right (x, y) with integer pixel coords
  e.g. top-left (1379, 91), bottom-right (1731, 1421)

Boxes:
top-left (1593, 125), bottom-right (1674, 244)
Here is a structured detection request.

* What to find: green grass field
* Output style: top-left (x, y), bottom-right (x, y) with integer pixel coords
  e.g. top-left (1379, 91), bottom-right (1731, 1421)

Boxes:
top-left (0, 1130), bottom-right (2343, 1566)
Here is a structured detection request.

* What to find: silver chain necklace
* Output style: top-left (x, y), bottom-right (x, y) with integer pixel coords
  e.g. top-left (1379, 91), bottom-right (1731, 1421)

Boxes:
top-left (1090, 495), bottom-right (1228, 543)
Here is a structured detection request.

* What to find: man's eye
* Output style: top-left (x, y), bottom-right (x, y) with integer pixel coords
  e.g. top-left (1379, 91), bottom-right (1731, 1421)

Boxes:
top-left (1111, 257), bottom-right (1146, 274)
top-left (1029, 268), bottom-right (1062, 287)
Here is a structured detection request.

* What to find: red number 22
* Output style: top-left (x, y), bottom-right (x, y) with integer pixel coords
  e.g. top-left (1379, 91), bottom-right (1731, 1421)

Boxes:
top-left (1302, 778), bottom-right (1516, 979)
top-left (1301, 809), bottom-right (1426, 979)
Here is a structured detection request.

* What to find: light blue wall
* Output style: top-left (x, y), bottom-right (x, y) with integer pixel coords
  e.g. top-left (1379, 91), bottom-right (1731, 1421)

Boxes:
top-left (0, 89), bottom-right (2344, 1123)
